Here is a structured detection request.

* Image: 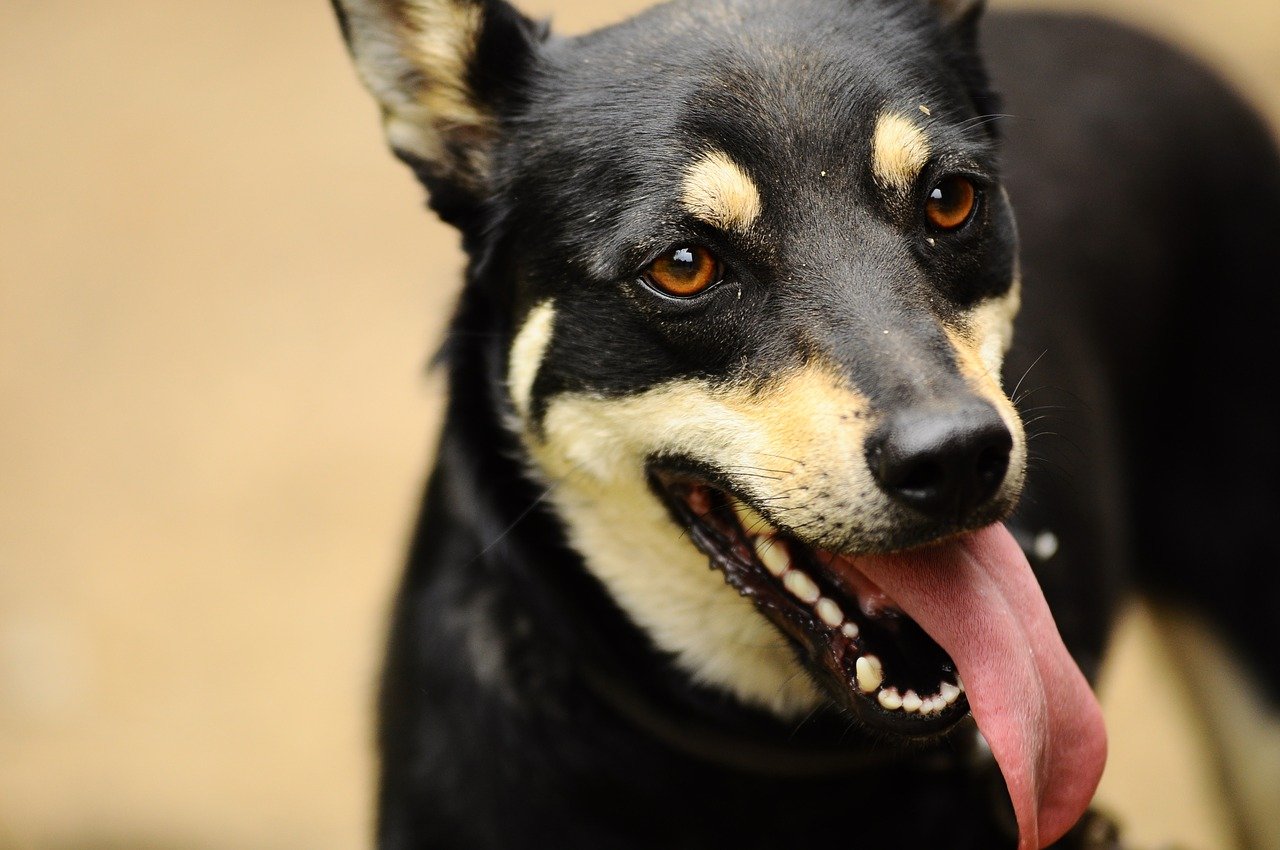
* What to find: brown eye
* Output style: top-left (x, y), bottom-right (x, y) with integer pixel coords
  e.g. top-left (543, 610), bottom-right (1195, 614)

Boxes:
top-left (643, 246), bottom-right (721, 297)
top-left (925, 175), bottom-right (978, 231)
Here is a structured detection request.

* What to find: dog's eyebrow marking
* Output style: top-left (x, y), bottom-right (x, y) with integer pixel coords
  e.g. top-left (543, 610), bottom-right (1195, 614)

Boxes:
top-left (681, 150), bottom-right (763, 233)
top-left (508, 300), bottom-right (557, 422)
top-left (872, 112), bottom-right (932, 190)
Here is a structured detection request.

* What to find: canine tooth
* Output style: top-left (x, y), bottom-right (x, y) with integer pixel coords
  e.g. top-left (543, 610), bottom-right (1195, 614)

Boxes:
top-left (901, 691), bottom-right (923, 714)
top-left (856, 656), bottom-right (883, 693)
top-left (732, 499), bottom-right (769, 534)
top-left (940, 682), bottom-right (961, 705)
top-left (816, 598), bottom-right (845, 628)
top-left (865, 654), bottom-right (883, 680)
top-left (841, 622), bottom-right (860, 639)
top-left (754, 538), bottom-right (790, 577)
top-left (878, 688), bottom-right (903, 711)
top-left (955, 675), bottom-right (965, 693)
top-left (783, 570), bottom-right (821, 604)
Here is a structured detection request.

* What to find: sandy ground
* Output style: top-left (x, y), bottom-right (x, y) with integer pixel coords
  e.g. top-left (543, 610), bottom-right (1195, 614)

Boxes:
top-left (1, 1), bottom-right (1276, 848)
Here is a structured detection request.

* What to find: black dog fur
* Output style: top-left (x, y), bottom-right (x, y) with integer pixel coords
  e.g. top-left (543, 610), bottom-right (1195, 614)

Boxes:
top-left (330, 1), bottom-right (1280, 846)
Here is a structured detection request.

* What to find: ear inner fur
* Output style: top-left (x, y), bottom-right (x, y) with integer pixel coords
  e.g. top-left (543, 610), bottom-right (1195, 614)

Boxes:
top-left (333, 0), bottom-right (536, 203)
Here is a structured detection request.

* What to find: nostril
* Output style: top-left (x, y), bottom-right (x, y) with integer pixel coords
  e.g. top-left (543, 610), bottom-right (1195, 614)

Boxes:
top-left (894, 459), bottom-right (947, 495)
top-left (975, 440), bottom-right (1011, 488)
top-left (867, 402), bottom-right (1013, 519)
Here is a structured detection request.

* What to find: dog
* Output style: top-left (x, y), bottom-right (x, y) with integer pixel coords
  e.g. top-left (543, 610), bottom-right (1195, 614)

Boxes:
top-left (329, 0), bottom-right (1280, 846)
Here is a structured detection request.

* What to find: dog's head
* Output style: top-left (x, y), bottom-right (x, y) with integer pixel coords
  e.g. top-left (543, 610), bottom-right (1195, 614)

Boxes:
top-left (333, 0), bottom-right (1104, 844)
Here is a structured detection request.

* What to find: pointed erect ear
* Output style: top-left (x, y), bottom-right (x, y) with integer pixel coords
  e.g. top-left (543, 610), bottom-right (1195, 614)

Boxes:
top-left (929, 0), bottom-right (985, 29)
top-left (331, 0), bottom-right (544, 226)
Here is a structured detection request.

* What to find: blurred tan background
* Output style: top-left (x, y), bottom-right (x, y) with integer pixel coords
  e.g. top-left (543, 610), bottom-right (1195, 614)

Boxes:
top-left (1, 1), bottom-right (1276, 848)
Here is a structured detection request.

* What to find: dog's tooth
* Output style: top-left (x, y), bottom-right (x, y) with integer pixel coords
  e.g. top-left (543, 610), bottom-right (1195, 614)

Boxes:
top-left (901, 691), bottom-right (923, 714)
top-left (841, 622), bottom-right (860, 640)
top-left (866, 654), bottom-right (883, 680)
top-left (955, 675), bottom-right (965, 693)
top-left (753, 537), bottom-right (790, 577)
top-left (783, 570), bottom-right (821, 605)
top-left (855, 656), bottom-right (883, 693)
top-left (940, 682), bottom-right (961, 705)
top-left (732, 498), bottom-right (769, 534)
top-left (878, 688), bottom-right (903, 711)
top-left (816, 598), bottom-right (844, 629)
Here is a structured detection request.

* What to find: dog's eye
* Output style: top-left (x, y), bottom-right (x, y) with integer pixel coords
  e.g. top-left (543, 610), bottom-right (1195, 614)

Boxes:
top-left (643, 246), bottom-right (722, 297)
top-left (924, 175), bottom-right (978, 232)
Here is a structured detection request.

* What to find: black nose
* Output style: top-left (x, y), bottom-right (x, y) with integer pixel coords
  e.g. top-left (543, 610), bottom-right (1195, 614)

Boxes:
top-left (866, 402), bottom-right (1013, 519)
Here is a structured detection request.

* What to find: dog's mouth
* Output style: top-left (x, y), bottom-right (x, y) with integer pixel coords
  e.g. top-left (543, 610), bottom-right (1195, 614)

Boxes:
top-left (654, 471), bottom-right (968, 737)
top-left (650, 465), bottom-right (1109, 849)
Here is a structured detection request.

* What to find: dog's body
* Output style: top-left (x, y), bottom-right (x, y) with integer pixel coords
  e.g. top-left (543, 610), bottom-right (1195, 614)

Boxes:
top-left (331, 1), bottom-right (1280, 847)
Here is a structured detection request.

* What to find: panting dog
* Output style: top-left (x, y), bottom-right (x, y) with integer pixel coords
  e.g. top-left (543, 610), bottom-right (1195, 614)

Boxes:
top-left (329, 0), bottom-right (1280, 846)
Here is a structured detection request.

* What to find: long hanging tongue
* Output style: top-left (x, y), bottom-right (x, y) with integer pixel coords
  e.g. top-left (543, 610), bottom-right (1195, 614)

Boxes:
top-left (849, 524), bottom-right (1106, 849)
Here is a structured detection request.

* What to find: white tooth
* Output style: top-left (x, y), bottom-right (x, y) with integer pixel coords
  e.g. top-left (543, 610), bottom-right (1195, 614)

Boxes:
top-left (841, 622), bottom-right (860, 640)
top-left (856, 656), bottom-right (883, 693)
top-left (955, 675), bottom-right (965, 693)
top-left (941, 682), bottom-right (961, 705)
top-left (783, 570), bottom-right (821, 604)
top-left (754, 537), bottom-right (790, 577)
top-left (878, 688), bottom-right (903, 710)
top-left (816, 598), bottom-right (845, 628)
top-left (865, 654), bottom-right (883, 679)
top-left (926, 697), bottom-right (943, 714)
top-left (901, 691), bottom-right (923, 713)
top-left (732, 498), bottom-right (769, 534)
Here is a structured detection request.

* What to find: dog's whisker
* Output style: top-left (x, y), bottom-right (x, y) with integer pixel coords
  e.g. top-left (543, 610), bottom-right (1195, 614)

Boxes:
top-left (1009, 349), bottom-right (1050, 405)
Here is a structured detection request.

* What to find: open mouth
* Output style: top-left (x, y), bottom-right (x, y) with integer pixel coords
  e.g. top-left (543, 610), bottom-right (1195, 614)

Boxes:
top-left (651, 464), bottom-right (1109, 849)
top-left (652, 468), bottom-right (969, 737)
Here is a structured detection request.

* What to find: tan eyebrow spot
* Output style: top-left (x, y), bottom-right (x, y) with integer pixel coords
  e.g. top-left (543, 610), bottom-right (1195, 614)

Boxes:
top-left (872, 112), bottom-right (932, 190)
top-left (681, 150), bottom-right (763, 233)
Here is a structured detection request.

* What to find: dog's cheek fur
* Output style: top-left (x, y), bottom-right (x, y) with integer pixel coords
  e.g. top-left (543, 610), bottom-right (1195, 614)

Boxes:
top-left (946, 283), bottom-right (1028, 497)
top-left (506, 348), bottom-right (908, 715)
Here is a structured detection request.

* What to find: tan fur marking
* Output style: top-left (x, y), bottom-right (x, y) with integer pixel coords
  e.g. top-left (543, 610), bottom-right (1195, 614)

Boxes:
top-left (508, 300), bottom-right (556, 421)
top-left (945, 285), bottom-right (1029, 499)
top-left (521, 365), bottom-right (880, 716)
top-left (682, 150), bottom-right (763, 233)
top-left (872, 112), bottom-right (932, 190)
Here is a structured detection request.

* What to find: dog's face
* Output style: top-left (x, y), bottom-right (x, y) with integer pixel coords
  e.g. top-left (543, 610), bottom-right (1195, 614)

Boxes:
top-left (337, 0), bottom-right (1109, 842)
top-left (338, 0), bottom-right (1025, 723)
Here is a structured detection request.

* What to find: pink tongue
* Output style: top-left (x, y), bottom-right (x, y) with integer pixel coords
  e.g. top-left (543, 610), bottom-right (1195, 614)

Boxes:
top-left (850, 524), bottom-right (1107, 849)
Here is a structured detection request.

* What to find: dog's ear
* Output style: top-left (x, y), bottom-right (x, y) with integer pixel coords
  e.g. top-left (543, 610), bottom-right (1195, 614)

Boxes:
top-left (928, 0), bottom-right (984, 29)
top-left (925, 0), bottom-right (999, 132)
top-left (331, 0), bottom-right (544, 228)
